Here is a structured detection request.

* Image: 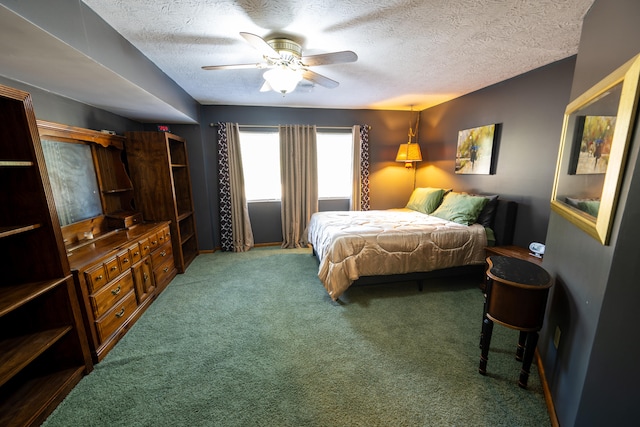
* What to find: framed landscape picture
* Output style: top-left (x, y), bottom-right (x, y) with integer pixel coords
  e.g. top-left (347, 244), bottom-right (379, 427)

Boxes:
top-left (569, 115), bottom-right (616, 175)
top-left (455, 124), bottom-right (497, 174)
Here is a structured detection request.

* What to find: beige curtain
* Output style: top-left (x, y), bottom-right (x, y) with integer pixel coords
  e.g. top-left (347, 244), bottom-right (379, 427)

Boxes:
top-left (226, 123), bottom-right (254, 252)
top-left (279, 125), bottom-right (318, 248)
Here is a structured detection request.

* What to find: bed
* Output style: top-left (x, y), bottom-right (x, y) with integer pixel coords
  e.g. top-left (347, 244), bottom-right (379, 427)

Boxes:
top-left (307, 188), bottom-right (518, 300)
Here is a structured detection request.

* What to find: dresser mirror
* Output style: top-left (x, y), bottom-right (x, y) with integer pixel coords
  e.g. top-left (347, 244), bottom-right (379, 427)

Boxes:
top-left (37, 120), bottom-right (135, 247)
top-left (41, 138), bottom-right (102, 226)
top-left (551, 54), bottom-right (640, 244)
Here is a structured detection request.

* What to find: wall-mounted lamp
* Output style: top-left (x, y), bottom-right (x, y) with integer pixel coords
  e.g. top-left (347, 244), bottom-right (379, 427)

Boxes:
top-left (395, 108), bottom-right (422, 168)
top-left (395, 142), bottom-right (422, 168)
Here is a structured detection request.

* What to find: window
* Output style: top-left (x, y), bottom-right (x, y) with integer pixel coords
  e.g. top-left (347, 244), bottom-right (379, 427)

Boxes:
top-left (316, 132), bottom-right (353, 199)
top-left (239, 129), bottom-right (353, 201)
top-left (238, 131), bottom-right (280, 201)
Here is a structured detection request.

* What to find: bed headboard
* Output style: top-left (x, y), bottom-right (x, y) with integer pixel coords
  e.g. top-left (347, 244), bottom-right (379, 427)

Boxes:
top-left (493, 200), bottom-right (518, 246)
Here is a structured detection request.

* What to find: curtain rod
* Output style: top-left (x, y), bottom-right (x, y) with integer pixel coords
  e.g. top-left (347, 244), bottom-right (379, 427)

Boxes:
top-left (210, 123), bottom-right (367, 130)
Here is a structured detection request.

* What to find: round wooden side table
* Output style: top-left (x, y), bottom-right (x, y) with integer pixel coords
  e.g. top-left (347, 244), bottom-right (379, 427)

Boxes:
top-left (478, 255), bottom-right (552, 388)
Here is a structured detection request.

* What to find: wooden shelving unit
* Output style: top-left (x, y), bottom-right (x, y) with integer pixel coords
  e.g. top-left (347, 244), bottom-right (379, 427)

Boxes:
top-left (0, 84), bottom-right (92, 426)
top-left (125, 131), bottom-right (198, 273)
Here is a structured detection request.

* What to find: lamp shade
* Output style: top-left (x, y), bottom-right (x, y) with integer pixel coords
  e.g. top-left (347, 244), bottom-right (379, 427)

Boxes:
top-left (263, 66), bottom-right (302, 94)
top-left (395, 143), bottom-right (422, 165)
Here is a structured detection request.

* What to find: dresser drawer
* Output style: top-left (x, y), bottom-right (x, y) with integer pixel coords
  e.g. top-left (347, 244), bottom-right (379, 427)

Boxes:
top-left (154, 256), bottom-right (176, 287)
top-left (161, 226), bottom-right (171, 243)
top-left (105, 256), bottom-right (121, 282)
top-left (138, 236), bottom-right (151, 258)
top-left (129, 242), bottom-right (142, 265)
top-left (90, 269), bottom-right (134, 318)
top-left (95, 290), bottom-right (137, 343)
top-left (117, 248), bottom-right (132, 271)
top-left (157, 228), bottom-right (168, 246)
top-left (149, 233), bottom-right (161, 252)
top-left (85, 264), bottom-right (108, 293)
top-left (151, 241), bottom-right (173, 267)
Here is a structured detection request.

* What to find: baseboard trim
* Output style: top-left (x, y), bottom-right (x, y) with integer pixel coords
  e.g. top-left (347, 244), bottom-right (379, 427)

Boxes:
top-left (254, 242), bottom-right (282, 248)
top-left (536, 350), bottom-right (559, 427)
top-left (199, 243), bottom-right (286, 253)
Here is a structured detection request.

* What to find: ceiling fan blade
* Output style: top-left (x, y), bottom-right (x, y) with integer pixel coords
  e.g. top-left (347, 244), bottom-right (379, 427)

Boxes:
top-left (240, 32), bottom-right (280, 59)
top-left (301, 51), bottom-right (358, 66)
top-left (259, 81), bottom-right (272, 92)
top-left (201, 63), bottom-right (266, 70)
top-left (302, 69), bottom-right (339, 89)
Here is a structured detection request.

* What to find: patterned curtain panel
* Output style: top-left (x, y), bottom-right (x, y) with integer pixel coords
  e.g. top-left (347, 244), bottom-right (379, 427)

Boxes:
top-left (217, 122), bottom-right (233, 251)
top-left (360, 124), bottom-right (370, 211)
top-left (217, 122), bottom-right (254, 252)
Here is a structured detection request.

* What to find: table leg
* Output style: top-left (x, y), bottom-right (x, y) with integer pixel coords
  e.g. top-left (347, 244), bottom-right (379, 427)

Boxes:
top-left (518, 331), bottom-right (539, 388)
top-left (478, 316), bottom-right (494, 375)
top-left (479, 278), bottom-right (492, 349)
top-left (515, 331), bottom-right (527, 361)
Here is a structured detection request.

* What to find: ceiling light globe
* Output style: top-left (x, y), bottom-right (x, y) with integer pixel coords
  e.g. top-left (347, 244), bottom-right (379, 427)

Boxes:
top-left (264, 67), bottom-right (302, 94)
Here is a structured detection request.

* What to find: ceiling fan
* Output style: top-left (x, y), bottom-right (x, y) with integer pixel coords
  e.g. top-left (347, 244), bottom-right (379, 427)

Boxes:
top-left (201, 32), bottom-right (358, 94)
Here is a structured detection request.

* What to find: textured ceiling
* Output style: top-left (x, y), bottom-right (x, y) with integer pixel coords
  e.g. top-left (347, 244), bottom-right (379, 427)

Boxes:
top-left (81, 0), bottom-right (594, 111)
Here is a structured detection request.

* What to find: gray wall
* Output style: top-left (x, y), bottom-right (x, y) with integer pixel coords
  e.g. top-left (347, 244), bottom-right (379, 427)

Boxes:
top-left (539, 0), bottom-right (640, 425)
top-left (0, 75), bottom-right (141, 133)
top-left (419, 58), bottom-right (576, 246)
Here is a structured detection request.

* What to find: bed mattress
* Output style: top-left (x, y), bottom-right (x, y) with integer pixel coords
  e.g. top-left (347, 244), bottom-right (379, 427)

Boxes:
top-left (307, 209), bottom-right (488, 300)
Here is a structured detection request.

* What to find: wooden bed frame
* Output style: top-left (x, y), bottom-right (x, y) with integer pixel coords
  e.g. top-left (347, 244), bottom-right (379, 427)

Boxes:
top-left (317, 199), bottom-right (519, 292)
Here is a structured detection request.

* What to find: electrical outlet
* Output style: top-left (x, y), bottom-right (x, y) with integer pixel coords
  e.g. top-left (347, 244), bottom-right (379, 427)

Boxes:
top-left (554, 326), bottom-right (561, 349)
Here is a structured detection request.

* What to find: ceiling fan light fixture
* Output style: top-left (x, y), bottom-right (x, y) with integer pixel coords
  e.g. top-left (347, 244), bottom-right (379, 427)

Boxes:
top-left (202, 32), bottom-right (357, 93)
top-left (263, 66), bottom-right (302, 94)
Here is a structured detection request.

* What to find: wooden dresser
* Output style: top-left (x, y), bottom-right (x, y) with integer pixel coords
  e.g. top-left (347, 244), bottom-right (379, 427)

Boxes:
top-left (67, 221), bottom-right (176, 362)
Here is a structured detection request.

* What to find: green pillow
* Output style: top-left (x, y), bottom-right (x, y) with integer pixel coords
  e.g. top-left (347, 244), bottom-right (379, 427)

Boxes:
top-left (405, 187), bottom-right (446, 214)
top-left (431, 192), bottom-right (488, 225)
top-left (577, 200), bottom-right (600, 217)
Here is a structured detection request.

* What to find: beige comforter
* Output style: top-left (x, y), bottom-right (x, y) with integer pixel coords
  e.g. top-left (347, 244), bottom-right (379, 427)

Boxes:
top-left (307, 209), bottom-right (488, 300)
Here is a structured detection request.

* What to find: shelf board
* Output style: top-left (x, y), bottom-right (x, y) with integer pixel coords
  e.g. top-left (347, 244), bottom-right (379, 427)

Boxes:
top-left (0, 327), bottom-right (72, 388)
top-left (0, 224), bottom-right (42, 239)
top-left (180, 231), bottom-right (195, 245)
top-left (177, 211), bottom-right (193, 222)
top-left (0, 277), bottom-right (68, 317)
top-left (0, 160), bottom-right (34, 167)
top-left (102, 187), bottom-right (134, 194)
top-left (183, 249), bottom-right (197, 270)
top-left (171, 163), bottom-right (187, 168)
top-left (0, 366), bottom-right (85, 427)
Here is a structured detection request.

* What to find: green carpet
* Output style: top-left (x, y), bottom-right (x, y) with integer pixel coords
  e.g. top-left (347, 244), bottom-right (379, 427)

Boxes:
top-left (43, 247), bottom-right (550, 426)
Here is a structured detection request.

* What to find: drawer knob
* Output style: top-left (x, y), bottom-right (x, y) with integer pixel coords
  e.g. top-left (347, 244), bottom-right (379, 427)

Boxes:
top-left (144, 245), bottom-right (149, 250)
top-left (96, 275), bottom-right (103, 281)
top-left (163, 267), bottom-right (169, 273)
top-left (111, 285), bottom-right (121, 296)
top-left (123, 258), bottom-right (129, 264)
top-left (152, 240), bottom-right (158, 245)
top-left (115, 307), bottom-right (126, 318)
top-left (160, 251), bottom-right (166, 257)
top-left (143, 273), bottom-right (149, 282)
top-left (134, 251), bottom-right (140, 256)
top-left (110, 266), bottom-right (117, 271)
